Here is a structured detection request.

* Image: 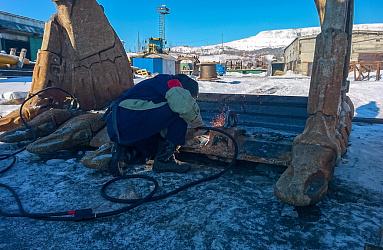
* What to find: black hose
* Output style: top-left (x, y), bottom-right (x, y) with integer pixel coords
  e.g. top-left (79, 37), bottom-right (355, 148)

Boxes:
top-left (19, 87), bottom-right (79, 131)
top-left (0, 87), bottom-right (79, 174)
top-left (97, 126), bottom-right (238, 220)
top-left (0, 155), bottom-right (17, 174)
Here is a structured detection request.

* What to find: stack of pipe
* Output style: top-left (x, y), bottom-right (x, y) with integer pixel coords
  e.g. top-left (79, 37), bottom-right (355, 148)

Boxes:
top-left (0, 48), bottom-right (30, 68)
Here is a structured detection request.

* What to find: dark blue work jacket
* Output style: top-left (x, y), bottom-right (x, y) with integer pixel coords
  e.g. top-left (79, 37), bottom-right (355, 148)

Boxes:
top-left (106, 74), bottom-right (185, 145)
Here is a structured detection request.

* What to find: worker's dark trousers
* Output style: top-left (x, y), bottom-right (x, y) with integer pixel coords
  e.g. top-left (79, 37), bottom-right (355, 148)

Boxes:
top-left (107, 103), bottom-right (188, 158)
top-left (127, 116), bottom-right (188, 158)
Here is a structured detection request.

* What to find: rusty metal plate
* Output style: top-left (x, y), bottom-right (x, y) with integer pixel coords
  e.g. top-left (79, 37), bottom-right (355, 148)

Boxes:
top-left (181, 93), bottom-right (309, 167)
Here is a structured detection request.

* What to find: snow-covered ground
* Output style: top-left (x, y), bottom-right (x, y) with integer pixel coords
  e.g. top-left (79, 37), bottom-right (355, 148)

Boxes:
top-left (0, 75), bottom-right (382, 248)
top-left (0, 78), bottom-right (32, 116)
top-left (197, 74), bottom-right (383, 118)
top-left (0, 77), bottom-right (31, 105)
top-left (0, 123), bottom-right (382, 249)
top-left (336, 123), bottom-right (383, 193)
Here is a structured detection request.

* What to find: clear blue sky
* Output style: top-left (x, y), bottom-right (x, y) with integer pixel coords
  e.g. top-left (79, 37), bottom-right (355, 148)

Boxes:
top-left (1, 0), bottom-right (382, 51)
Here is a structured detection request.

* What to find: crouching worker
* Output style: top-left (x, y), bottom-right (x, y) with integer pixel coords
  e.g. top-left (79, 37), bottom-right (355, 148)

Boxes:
top-left (105, 74), bottom-right (204, 176)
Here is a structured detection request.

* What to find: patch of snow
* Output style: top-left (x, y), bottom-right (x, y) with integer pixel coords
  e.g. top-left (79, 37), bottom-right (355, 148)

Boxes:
top-left (224, 71), bottom-right (266, 77)
top-left (1, 91), bottom-right (28, 101)
top-left (336, 123), bottom-right (383, 193)
top-left (348, 81), bottom-right (383, 118)
top-left (348, 70), bottom-right (383, 82)
top-left (0, 78), bottom-right (31, 108)
top-left (0, 105), bottom-right (21, 117)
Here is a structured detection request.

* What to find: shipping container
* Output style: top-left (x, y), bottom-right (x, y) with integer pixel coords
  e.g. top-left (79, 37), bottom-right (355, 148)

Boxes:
top-left (132, 54), bottom-right (176, 75)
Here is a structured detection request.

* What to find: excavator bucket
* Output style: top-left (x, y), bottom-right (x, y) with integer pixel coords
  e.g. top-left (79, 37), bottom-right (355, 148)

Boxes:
top-left (182, 93), bottom-right (308, 166)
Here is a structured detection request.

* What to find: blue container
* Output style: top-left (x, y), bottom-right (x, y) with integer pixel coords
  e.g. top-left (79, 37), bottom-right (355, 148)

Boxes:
top-left (132, 57), bottom-right (163, 74)
top-left (216, 64), bottom-right (226, 76)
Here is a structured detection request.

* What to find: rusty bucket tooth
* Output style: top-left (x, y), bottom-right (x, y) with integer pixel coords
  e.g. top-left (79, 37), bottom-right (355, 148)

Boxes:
top-left (81, 143), bottom-right (113, 171)
top-left (0, 109), bottom-right (74, 143)
top-left (26, 113), bottom-right (105, 155)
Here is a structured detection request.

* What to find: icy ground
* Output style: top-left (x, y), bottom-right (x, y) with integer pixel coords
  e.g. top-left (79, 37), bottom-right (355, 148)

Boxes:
top-left (0, 75), bottom-right (382, 249)
top-left (0, 124), bottom-right (382, 249)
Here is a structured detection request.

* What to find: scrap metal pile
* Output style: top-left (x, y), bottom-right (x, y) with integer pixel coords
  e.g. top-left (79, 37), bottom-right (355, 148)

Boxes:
top-left (0, 0), bottom-right (355, 207)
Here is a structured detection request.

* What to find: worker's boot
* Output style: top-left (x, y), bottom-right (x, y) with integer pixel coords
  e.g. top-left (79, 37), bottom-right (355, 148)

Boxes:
top-left (109, 143), bottom-right (139, 176)
top-left (153, 140), bottom-right (191, 174)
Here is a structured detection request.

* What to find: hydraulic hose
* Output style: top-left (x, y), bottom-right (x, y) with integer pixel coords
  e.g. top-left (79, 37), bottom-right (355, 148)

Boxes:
top-left (0, 88), bottom-right (239, 221)
top-left (19, 87), bottom-right (80, 131)
top-left (0, 127), bottom-right (237, 221)
top-left (0, 87), bottom-right (79, 173)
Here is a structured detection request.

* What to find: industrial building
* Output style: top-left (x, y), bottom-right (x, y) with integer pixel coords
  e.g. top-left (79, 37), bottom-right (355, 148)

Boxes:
top-left (284, 30), bottom-right (383, 76)
top-left (0, 11), bottom-right (44, 61)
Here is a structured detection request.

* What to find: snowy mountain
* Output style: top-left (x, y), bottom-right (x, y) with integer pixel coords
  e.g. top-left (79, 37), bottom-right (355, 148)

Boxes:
top-left (172, 23), bottom-right (383, 54)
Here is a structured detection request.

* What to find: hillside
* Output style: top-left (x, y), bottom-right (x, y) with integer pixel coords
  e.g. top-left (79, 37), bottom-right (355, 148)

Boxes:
top-left (171, 23), bottom-right (383, 62)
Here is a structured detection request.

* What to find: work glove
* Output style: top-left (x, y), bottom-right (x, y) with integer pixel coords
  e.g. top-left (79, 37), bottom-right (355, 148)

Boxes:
top-left (188, 113), bottom-right (204, 129)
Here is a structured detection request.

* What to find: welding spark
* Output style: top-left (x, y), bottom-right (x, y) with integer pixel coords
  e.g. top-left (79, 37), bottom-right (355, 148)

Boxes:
top-left (211, 112), bottom-right (226, 128)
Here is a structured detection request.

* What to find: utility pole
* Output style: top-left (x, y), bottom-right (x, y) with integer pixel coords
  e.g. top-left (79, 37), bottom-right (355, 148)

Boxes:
top-left (221, 33), bottom-right (224, 50)
top-left (137, 32), bottom-right (141, 52)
